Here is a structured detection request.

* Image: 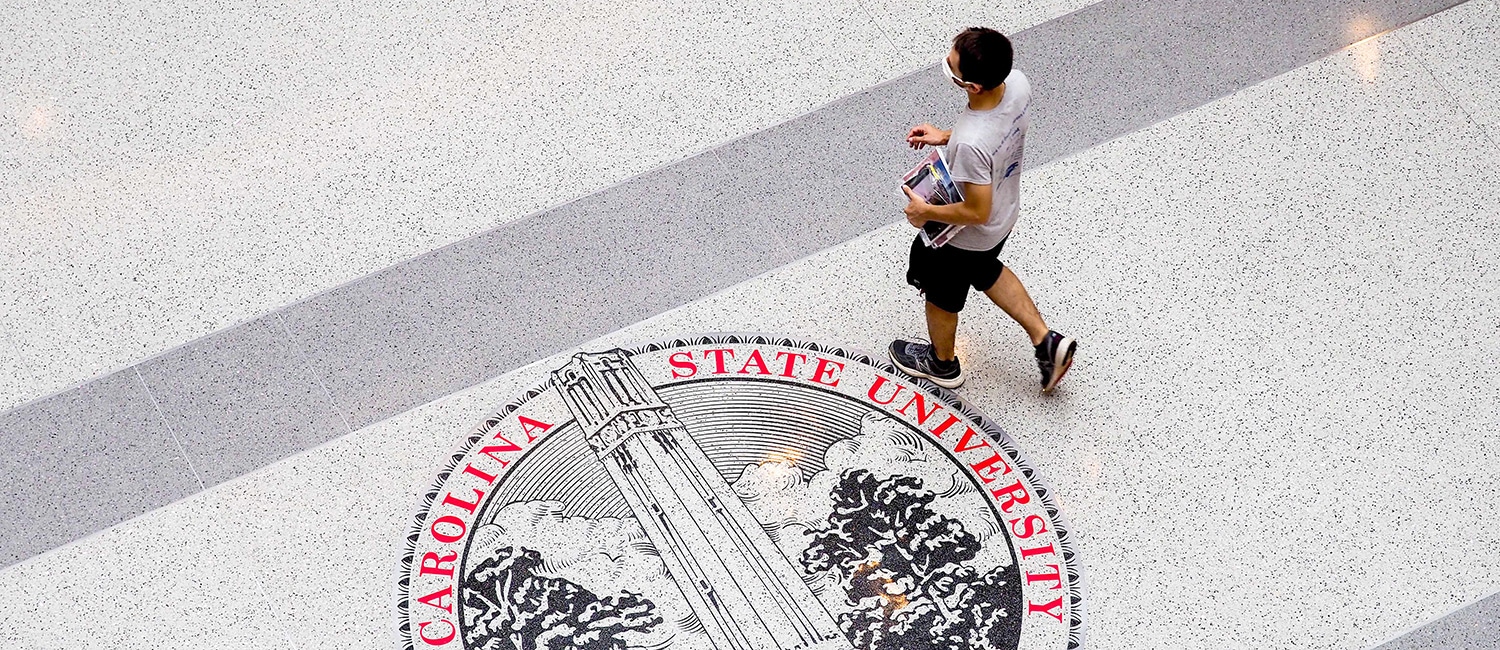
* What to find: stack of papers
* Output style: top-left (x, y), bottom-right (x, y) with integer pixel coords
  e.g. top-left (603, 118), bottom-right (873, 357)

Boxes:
top-left (902, 149), bottom-right (966, 248)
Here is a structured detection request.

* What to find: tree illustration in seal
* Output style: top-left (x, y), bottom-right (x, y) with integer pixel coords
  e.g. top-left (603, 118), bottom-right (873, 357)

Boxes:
top-left (801, 469), bottom-right (1022, 650)
top-left (461, 545), bottom-right (661, 650)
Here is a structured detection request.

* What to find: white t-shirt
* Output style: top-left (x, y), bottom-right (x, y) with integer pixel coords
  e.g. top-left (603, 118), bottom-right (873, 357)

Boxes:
top-left (944, 69), bottom-right (1031, 251)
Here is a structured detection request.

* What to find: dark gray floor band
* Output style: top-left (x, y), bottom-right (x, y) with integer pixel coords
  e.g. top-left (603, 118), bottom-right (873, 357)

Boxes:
top-left (0, 0), bottom-right (1468, 575)
top-left (1373, 590), bottom-right (1500, 650)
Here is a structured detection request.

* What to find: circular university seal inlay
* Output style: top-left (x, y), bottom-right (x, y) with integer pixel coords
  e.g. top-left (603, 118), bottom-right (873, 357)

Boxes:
top-left (399, 335), bottom-right (1084, 650)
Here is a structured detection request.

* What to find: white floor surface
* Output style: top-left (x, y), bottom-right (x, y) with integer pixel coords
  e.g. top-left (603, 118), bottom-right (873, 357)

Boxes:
top-left (0, 0), bottom-right (1098, 412)
top-left (1, 2), bottom-right (1498, 649)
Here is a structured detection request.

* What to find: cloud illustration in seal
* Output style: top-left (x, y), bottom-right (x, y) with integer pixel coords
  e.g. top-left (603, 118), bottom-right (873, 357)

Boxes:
top-left (466, 502), bottom-right (714, 650)
top-left (731, 412), bottom-right (1012, 613)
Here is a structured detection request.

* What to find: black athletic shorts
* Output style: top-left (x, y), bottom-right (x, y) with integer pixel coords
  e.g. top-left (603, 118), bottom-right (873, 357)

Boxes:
top-left (906, 234), bottom-right (1007, 313)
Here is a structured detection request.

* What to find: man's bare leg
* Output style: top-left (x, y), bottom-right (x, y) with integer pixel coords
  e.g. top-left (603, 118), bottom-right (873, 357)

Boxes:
top-left (983, 266), bottom-right (1049, 345)
top-left (925, 301), bottom-right (960, 361)
top-left (985, 265), bottom-right (1077, 392)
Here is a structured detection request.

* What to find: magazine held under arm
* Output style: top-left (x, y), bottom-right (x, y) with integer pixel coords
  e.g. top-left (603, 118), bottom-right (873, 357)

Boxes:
top-left (902, 148), bottom-right (966, 248)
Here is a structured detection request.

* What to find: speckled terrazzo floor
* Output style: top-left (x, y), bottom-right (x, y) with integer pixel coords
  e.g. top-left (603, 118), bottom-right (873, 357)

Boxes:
top-left (0, 0), bottom-right (1097, 414)
top-left (2, 0), bottom-right (1469, 571)
top-left (2, 0), bottom-right (1498, 648)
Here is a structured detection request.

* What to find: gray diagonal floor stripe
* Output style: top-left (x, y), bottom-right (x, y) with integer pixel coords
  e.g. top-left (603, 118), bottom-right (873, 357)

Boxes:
top-left (0, 0), bottom-right (1468, 569)
top-left (1373, 590), bottom-right (1500, 650)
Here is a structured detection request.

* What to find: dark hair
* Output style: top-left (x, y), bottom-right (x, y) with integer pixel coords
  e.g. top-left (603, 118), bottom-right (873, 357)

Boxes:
top-left (952, 27), bottom-right (1013, 90)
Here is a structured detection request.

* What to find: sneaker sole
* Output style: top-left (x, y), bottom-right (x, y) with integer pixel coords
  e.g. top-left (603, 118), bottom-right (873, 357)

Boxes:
top-left (1041, 337), bottom-right (1077, 393)
top-left (888, 348), bottom-right (966, 389)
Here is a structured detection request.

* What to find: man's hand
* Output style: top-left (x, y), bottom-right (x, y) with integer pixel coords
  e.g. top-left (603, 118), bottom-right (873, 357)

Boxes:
top-left (906, 124), bottom-right (950, 149)
top-left (902, 186), bottom-right (930, 228)
top-left (904, 182), bottom-right (991, 228)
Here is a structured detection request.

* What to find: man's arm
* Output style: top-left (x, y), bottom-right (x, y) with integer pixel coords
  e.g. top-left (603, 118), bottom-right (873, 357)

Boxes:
top-left (907, 124), bottom-right (952, 149)
top-left (906, 181), bottom-right (992, 227)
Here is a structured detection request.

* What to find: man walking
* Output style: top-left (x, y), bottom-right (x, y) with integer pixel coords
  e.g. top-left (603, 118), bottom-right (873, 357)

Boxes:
top-left (889, 27), bottom-right (1078, 392)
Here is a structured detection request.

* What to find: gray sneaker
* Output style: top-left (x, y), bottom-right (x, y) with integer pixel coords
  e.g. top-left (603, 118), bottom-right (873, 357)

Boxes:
top-left (1035, 331), bottom-right (1078, 393)
top-left (887, 340), bottom-right (965, 389)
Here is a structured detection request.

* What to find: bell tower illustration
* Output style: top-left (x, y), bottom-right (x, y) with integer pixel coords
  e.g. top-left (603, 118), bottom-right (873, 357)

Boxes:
top-left (553, 350), bottom-right (851, 650)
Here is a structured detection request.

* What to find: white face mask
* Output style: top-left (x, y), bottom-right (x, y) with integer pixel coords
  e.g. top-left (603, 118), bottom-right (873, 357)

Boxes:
top-left (943, 57), bottom-right (976, 92)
